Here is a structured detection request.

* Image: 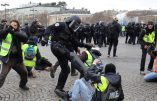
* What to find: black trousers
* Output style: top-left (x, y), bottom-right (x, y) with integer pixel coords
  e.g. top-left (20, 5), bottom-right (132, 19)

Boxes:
top-left (51, 44), bottom-right (70, 90)
top-left (98, 35), bottom-right (103, 47)
top-left (102, 35), bottom-right (107, 47)
top-left (108, 38), bottom-right (118, 56)
top-left (0, 58), bottom-right (28, 88)
top-left (125, 33), bottom-right (129, 43)
top-left (140, 48), bottom-right (154, 71)
top-left (51, 43), bottom-right (86, 90)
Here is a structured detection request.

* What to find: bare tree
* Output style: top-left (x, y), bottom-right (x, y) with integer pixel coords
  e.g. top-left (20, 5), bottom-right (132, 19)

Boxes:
top-left (37, 12), bottom-right (49, 26)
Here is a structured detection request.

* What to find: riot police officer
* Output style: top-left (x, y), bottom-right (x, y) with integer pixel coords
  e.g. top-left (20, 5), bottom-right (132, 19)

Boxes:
top-left (41, 15), bottom-right (92, 97)
top-left (93, 23), bottom-right (99, 45)
top-left (108, 17), bottom-right (121, 57)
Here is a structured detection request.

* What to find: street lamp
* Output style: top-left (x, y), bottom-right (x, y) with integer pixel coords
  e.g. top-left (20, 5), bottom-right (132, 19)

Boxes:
top-left (30, 4), bottom-right (37, 20)
top-left (1, 3), bottom-right (9, 19)
top-left (30, 9), bottom-right (37, 20)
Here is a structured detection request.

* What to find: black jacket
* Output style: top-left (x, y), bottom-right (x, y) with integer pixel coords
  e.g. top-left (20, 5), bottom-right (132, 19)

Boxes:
top-left (109, 21), bottom-right (121, 40)
top-left (86, 66), bottom-right (124, 101)
top-left (44, 22), bottom-right (87, 51)
top-left (102, 73), bottom-right (124, 101)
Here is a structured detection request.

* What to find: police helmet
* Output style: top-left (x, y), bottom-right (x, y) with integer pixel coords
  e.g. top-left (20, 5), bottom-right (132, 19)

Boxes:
top-left (65, 15), bottom-right (81, 32)
top-left (113, 16), bottom-right (118, 21)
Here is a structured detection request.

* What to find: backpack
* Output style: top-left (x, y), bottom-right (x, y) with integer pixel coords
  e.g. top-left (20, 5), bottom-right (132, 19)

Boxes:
top-left (92, 74), bottom-right (123, 101)
top-left (24, 45), bottom-right (36, 60)
top-left (101, 83), bottom-right (121, 101)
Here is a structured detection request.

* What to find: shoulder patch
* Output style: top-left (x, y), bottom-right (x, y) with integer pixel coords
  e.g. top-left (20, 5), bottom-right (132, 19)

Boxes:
top-left (55, 23), bottom-right (59, 27)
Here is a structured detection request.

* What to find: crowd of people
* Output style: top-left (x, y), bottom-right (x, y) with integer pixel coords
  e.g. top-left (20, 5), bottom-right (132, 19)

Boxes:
top-left (0, 14), bottom-right (157, 101)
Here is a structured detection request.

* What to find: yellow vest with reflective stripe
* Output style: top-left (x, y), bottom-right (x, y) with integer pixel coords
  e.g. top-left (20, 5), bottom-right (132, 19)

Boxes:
top-left (0, 33), bottom-right (12, 57)
top-left (122, 26), bottom-right (125, 32)
top-left (143, 31), bottom-right (155, 43)
top-left (84, 51), bottom-right (93, 68)
top-left (94, 76), bottom-right (108, 92)
top-left (22, 44), bottom-right (37, 67)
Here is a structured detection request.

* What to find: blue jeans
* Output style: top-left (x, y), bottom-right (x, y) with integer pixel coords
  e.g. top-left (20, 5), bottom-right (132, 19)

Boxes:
top-left (144, 72), bottom-right (157, 82)
top-left (69, 78), bottom-right (95, 101)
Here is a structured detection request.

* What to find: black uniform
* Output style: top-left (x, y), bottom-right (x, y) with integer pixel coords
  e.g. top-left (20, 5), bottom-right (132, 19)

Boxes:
top-left (93, 23), bottom-right (99, 45)
top-left (98, 23), bottom-right (106, 47)
top-left (108, 21), bottom-right (121, 57)
top-left (84, 24), bottom-right (91, 43)
top-left (42, 16), bottom-right (92, 95)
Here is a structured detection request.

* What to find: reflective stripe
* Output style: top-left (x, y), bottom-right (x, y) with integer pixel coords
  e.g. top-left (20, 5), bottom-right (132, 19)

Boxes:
top-left (84, 51), bottom-right (93, 68)
top-left (143, 31), bottom-right (155, 43)
top-left (0, 33), bottom-right (12, 56)
top-left (3, 40), bottom-right (11, 44)
top-left (94, 76), bottom-right (108, 92)
top-left (1, 47), bottom-right (10, 51)
top-left (24, 59), bottom-right (36, 62)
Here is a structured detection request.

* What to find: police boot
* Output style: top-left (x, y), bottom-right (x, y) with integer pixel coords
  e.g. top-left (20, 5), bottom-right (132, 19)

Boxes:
top-left (70, 52), bottom-right (87, 75)
top-left (54, 88), bottom-right (68, 98)
top-left (19, 84), bottom-right (29, 90)
top-left (108, 46), bottom-right (112, 57)
top-left (113, 48), bottom-right (118, 57)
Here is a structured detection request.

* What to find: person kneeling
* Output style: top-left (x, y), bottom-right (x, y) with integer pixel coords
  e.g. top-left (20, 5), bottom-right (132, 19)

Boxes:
top-left (22, 37), bottom-right (41, 78)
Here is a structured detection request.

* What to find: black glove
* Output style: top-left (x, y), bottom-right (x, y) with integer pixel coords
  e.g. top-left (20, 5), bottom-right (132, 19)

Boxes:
top-left (84, 43), bottom-right (93, 50)
top-left (41, 40), bottom-right (48, 46)
top-left (6, 26), bottom-right (14, 34)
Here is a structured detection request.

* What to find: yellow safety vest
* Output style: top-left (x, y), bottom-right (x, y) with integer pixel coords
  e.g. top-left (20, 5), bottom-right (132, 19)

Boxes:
top-left (94, 76), bottom-right (108, 92)
top-left (0, 33), bottom-right (12, 57)
top-left (143, 31), bottom-right (155, 43)
top-left (122, 26), bottom-right (125, 32)
top-left (22, 44), bottom-right (37, 67)
top-left (84, 51), bottom-right (93, 68)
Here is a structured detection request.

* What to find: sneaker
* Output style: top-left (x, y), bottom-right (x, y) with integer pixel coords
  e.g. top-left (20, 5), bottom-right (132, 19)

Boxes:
top-left (60, 92), bottom-right (70, 101)
top-left (146, 69), bottom-right (152, 74)
top-left (19, 85), bottom-right (29, 90)
top-left (140, 71), bottom-right (145, 75)
top-left (54, 89), bottom-right (67, 98)
top-left (147, 69), bottom-right (152, 72)
top-left (45, 67), bottom-right (51, 71)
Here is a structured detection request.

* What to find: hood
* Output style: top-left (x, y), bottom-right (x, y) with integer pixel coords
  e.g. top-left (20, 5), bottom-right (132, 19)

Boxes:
top-left (104, 73), bottom-right (121, 87)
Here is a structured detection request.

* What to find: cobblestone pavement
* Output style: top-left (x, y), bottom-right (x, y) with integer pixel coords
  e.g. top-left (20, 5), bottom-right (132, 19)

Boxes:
top-left (0, 37), bottom-right (157, 101)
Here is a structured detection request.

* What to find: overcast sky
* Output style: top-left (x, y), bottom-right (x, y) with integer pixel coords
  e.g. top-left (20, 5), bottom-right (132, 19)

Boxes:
top-left (0, 0), bottom-right (157, 13)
